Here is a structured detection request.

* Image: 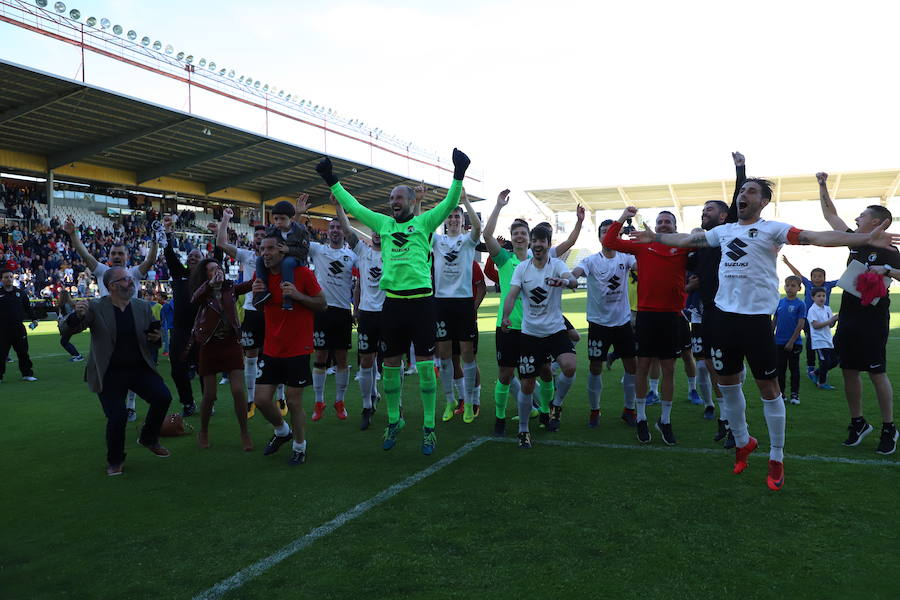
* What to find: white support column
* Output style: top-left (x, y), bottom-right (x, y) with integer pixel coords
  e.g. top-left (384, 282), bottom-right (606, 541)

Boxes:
top-left (774, 177), bottom-right (782, 217)
top-left (880, 171), bottom-right (900, 207)
top-left (667, 184), bottom-right (683, 223)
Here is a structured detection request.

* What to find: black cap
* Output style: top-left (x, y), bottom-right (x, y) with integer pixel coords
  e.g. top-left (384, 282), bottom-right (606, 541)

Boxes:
top-left (272, 201), bottom-right (295, 217)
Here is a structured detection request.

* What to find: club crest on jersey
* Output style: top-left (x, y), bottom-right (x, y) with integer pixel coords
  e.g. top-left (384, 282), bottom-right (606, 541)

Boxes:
top-left (406, 225), bottom-right (415, 234)
top-left (868, 252), bottom-right (878, 263)
top-left (342, 255), bottom-right (350, 262)
top-left (748, 228), bottom-right (759, 238)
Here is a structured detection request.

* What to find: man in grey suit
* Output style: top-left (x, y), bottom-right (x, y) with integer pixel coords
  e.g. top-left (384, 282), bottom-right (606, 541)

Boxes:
top-left (61, 266), bottom-right (173, 476)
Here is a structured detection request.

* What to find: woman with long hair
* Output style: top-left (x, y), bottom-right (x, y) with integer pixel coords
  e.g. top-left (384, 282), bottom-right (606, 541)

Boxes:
top-left (56, 288), bottom-right (83, 361)
top-left (189, 258), bottom-right (253, 450)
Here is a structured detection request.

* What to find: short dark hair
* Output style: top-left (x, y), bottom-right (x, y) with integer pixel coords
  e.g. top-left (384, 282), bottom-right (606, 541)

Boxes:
top-left (509, 218), bottom-right (530, 235)
top-left (785, 275), bottom-right (802, 286)
top-left (810, 287), bottom-right (827, 297)
top-left (704, 200), bottom-right (729, 213)
top-left (866, 205), bottom-right (893, 225)
top-left (745, 178), bottom-right (775, 201)
top-left (531, 223), bottom-right (552, 243)
top-left (254, 225), bottom-right (266, 232)
top-left (657, 210), bottom-right (677, 224)
top-left (598, 219), bottom-right (615, 241)
top-left (810, 267), bottom-right (826, 277)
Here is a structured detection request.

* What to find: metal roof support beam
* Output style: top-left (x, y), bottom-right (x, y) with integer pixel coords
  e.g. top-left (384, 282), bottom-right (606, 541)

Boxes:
top-left (0, 87), bottom-right (86, 126)
top-left (774, 177), bottom-right (783, 217)
top-left (205, 158), bottom-right (320, 194)
top-left (830, 173), bottom-right (843, 200)
top-left (667, 184), bottom-right (683, 222)
top-left (137, 140), bottom-right (268, 184)
top-left (721, 181), bottom-right (729, 203)
top-left (47, 117), bottom-right (192, 170)
top-left (260, 167), bottom-right (371, 203)
top-left (880, 171), bottom-right (900, 206)
top-left (616, 186), bottom-right (631, 208)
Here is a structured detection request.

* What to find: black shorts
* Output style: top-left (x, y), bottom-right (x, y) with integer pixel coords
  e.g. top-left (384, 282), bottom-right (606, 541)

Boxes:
top-left (313, 306), bottom-right (353, 351)
top-left (587, 321), bottom-right (636, 361)
top-left (382, 296), bottom-right (436, 358)
top-left (240, 309), bottom-right (265, 350)
top-left (435, 297), bottom-right (477, 343)
top-left (256, 353), bottom-right (312, 388)
top-left (356, 310), bottom-right (383, 355)
top-left (707, 309), bottom-right (777, 379)
top-left (678, 316), bottom-right (691, 352)
top-left (495, 327), bottom-right (521, 368)
top-left (634, 311), bottom-right (682, 359)
top-left (690, 322), bottom-right (706, 359)
top-left (518, 330), bottom-right (576, 379)
top-left (834, 311), bottom-right (889, 374)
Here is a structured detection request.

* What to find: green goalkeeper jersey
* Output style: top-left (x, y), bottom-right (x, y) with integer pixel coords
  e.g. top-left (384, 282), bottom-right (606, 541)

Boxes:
top-left (330, 179), bottom-right (462, 299)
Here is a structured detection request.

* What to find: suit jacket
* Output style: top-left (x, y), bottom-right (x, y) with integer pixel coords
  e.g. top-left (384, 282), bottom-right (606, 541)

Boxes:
top-left (60, 296), bottom-right (160, 394)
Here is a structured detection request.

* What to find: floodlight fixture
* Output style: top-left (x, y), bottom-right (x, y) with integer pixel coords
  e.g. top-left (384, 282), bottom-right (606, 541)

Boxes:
top-left (218, 68), bottom-right (226, 76)
top-left (141, 36), bottom-right (150, 46)
top-left (127, 30), bottom-right (137, 40)
top-left (176, 51), bottom-right (185, 61)
top-left (152, 40), bottom-right (162, 51)
top-left (227, 70), bottom-right (235, 78)
top-left (112, 24), bottom-right (122, 35)
top-left (165, 44), bottom-right (174, 54)
top-left (198, 58), bottom-right (206, 67)
top-left (53, 2), bottom-right (65, 13)
top-left (85, 16), bottom-right (96, 26)
top-left (253, 81), bottom-right (260, 89)
top-left (35, 0), bottom-right (48, 8)
top-left (278, 90), bottom-right (284, 98)
top-left (208, 62), bottom-right (216, 70)
top-left (69, 9), bottom-right (80, 20)
top-left (263, 84), bottom-right (269, 92)
top-left (185, 55), bottom-right (194, 64)
top-left (100, 17), bottom-right (110, 28)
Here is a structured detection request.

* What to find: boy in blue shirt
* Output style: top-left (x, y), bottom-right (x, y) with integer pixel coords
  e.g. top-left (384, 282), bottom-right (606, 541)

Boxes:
top-left (160, 293), bottom-right (174, 356)
top-left (781, 256), bottom-right (838, 381)
top-left (773, 275), bottom-right (806, 405)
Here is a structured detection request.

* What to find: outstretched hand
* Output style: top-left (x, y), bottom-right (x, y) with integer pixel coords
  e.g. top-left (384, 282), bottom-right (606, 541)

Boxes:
top-left (296, 193), bottom-right (310, 214)
top-left (816, 172), bottom-right (828, 185)
top-left (222, 207), bottom-right (234, 221)
top-left (628, 230), bottom-right (655, 244)
top-left (452, 148), bottom-right (470, 180)
top-left (620, 206), bottom-right (638, 222)
top-left (496, 189), bottom-right (510, 206)
top-left (315, 157), bottom-right (338, 186)
top-left (576, 205), bottom-right (585, 222)
top-left (732, 151), bottom-right (745, 167)
top-left (415, 182), bottom-right (427, 202)
top-left (866, 220), bottom-right (900, 249)
top-left (63, 216), bottom-right (76, 236)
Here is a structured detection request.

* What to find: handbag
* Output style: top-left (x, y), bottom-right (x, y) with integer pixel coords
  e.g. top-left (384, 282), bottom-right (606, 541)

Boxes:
top-left (159, 413), bottom-right (193, 437)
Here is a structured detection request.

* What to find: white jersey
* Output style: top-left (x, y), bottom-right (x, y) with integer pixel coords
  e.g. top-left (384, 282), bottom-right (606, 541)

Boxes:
top-left (93, 263), bottom-right (144, 298)
top-left (705, 219), bottom-right (794, 315)
top-left (309, 241), bottom-right (357, 310)
top-left (510, 257), bottom-right (571, 337)
top-left (577, 251), bottom-right (635, 327)
top-left (354, 240), bottom-right (385, 312)
top-left (235, 248), bottom-right (258, 311)
top-left (432, 233), bottom-right (477, 298)
top-left (806, 304), bottom-right (835, 350)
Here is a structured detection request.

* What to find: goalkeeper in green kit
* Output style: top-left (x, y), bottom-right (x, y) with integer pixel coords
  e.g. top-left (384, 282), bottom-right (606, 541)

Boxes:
top-left (315, 148), bottom-right (471, 455)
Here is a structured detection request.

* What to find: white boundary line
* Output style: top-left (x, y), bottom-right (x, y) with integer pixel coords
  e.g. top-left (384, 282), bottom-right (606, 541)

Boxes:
top-left (490, 437), bottom-right (900, 466)
top-left (193, 436), bottom-right (489, 600)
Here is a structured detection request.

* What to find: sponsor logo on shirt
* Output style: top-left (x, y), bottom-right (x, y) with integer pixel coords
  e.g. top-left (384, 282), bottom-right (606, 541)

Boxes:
top-left (529, 286), bottom-right (548, 304)
top-left (443, 250), bottom-right (459, 263)
top-left (725, 238), bottom-right (748, 261)
top-left (391, 232), bottom-right (410, 248)
top-left (368, 266), bottom-right (382, 281)
top-left (606, 274), bottom-right (621, 291)
top-left (328, 260), bottom-right (345, 275)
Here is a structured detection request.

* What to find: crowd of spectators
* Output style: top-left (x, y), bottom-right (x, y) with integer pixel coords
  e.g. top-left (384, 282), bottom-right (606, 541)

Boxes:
top-left (1, 179), bottom-right (45, 229)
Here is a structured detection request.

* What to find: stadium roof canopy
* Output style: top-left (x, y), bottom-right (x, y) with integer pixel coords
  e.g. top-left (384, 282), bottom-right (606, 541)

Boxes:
top-left (527, 170), bottom-right (900, 218)
top-left (0, 59), bottom-right (479, 216)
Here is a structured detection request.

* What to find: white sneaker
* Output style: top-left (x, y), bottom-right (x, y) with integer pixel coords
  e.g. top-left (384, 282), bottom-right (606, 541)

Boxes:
top-left (218, 377), bottom-right (228, 385)
top-left (354, 371), bottom-right (362, 381)
top-left (403, 366), bottom-right (418, 376)
top-left (22, 376), bottom-right (37, 382)
top-left (70, 355), bottom-right (84, 362)
top-left (326, 366), bottom-right (336, 375)
top-left (375, 371), bottom-right (382, 381)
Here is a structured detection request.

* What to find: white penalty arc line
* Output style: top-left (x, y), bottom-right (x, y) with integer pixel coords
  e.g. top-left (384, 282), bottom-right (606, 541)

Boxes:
top-left (193, 436), bottom-right (490, 600)
top-left (489, 437), bottom-right (900, 467)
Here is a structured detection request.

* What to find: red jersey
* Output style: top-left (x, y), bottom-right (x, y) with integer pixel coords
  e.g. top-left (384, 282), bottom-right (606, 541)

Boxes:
top-left (262, 266), bottom-right (321, 357)
top-left (602, 221), bottom-right (689, 312)
top-left (484, 256), bottom-right (498, 284)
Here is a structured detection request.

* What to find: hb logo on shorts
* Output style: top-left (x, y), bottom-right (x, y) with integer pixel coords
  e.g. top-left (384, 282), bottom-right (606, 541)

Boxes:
top-left (359, 333), bottom-right (370, 351)
top-left (256, 359), bottom-right (265, 380)
top-left (518, 355), bottom-right (536, 375)
top-left (588, 339), bottom-right (603, 358)
top-left (314, 331), bottom-right (326, 347)
top-left (436, 320), bottom-right (447, 338)
top-left (691, 336), bottom-right (703, 355)
top-left (710, 347), bottom-right (724, 372)
top-left (241, 330), bottom-right (255, 348)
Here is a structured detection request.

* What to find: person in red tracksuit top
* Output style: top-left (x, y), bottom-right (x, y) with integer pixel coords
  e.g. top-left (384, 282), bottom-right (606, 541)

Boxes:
top-left (603, 207), bottom-right (690, 446)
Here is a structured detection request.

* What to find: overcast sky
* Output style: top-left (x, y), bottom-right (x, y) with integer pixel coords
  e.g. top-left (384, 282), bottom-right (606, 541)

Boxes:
top-left (3, 0), bottom-right (900, 206)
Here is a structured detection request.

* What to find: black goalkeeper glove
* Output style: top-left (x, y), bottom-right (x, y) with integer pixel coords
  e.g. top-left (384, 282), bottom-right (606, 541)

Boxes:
top-left (315, 157), bottom-right (338, 186)
top-left (452, 148), bottom-right (470, 181)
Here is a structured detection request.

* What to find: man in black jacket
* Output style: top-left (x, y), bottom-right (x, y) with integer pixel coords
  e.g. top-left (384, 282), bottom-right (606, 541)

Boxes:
top-left (0, 268), bottom-right (39, 383)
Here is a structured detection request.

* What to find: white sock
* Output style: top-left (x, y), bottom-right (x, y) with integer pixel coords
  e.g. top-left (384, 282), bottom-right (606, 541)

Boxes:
top-left (660, 400), bottom-right (673, 424)
top-left (439, 360), bottom-right (455, 404)
top-left (473, 385), bottom-right (481, 405)
top-left (292, 439), bottom-right (307, 452)
top-left (649, 378), bottom-right (659, 395)
top-left (636, 397), bottom-right (647, 422)
top-left (454, 377), bottom-right (465, 403)
top-left (696, 361), bottom-right (712, 407)
top-left (409, 343), bottom-right (417, 367)
top-left (335, 368), bottom-right (349, 403)
top-left (720, 383), bottom-right (749, 447)
top-left (509, 377), bottom-right (521, 404)
top-left (359, 366), bottom-right (374, 409)
top-left (587, 372), bottom-right (602, 411)
top-left (276, 384), bottom-right (285, 402)
top-left (622, 373), bottom-right (636, 409)
top-left (312, 368), bottom-right (326, 403)
top-left (739, 368), bottom-right (746, 384)
top-left (763, 395), bottom-right (786, 462)
top-left (274, 421), bottom-right (290, 436)
top-left (554, 372), bottom-right (575, 407)
top-left (244, 356), bottom-right (257, 404)
top-left (462, 361), bottom-right (477, 405)
top-left (517, 390), bottom-right (532, 433)
top-left (126, 391), bottom-right (136, 410)
top-left (687, 376), bottom-right (696, 392)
